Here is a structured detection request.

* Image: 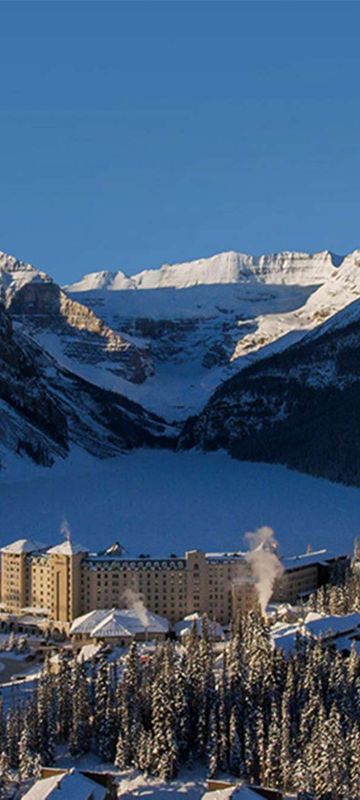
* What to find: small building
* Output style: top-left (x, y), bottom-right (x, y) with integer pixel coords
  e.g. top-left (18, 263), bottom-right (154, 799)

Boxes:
top-left (203, 781), bottom-right (282, 799)
top-left (22, 768), bottom-right (108, 799)
top-left (70, 607), bottom-right (170, 647)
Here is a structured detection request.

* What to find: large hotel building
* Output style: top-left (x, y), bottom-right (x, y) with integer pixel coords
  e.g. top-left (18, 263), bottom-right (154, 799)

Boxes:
top-left (0, 537), bottom-right (349, 629)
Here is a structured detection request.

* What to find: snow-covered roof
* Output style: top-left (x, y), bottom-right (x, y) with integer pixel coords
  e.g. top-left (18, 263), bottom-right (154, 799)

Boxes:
top-left (304, 611), bottom-right (360, 639)
top-left (22, 769), bottom-right (107, 800)
top-left (92, 608), bottom-right (170, 639)
top-left (175, 613), bottom-right (224, 640)
top-left (202, 784), bottom-right (264, 800)
top-left (0, 538), bottom-right (46, 554)
top-left (92, 611), bottom-right (134, 639)
top-left (77, 642), bottom-right (103, 663)
top-left (271, 611), bottom-right (360, 653)
top-left (282, 548), bottom-right (347, 570)
top-left (70, 608), bottom-right (111, 635)
top-left (270, 622), bottom-right (305, 654)
top-left (18, 614), bottom-right (49, 627)
top-left (70, 607), bottom-right (170, 639)
top-left (21, 606), bottom-right (51, 616)
top-left (46, 541), bottom-right (89, 556)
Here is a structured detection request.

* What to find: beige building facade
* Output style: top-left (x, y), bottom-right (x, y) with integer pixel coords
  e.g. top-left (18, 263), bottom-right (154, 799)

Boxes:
top-left (0, 538), bottom-right (349, 628)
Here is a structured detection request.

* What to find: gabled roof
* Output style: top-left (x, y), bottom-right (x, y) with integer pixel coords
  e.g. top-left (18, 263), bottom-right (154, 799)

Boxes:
top-left (0, 538), bottom-right (46, 554)
top-left (70, 607), bottom-right (170, 638)
top-left (92, 610), bottom-right (133, 639)
top-left (304, 611), bottom-right (360, 639)
top-left (92, 608), bottom-right (170, 639)
top-left (47, 541), bottom-right (89, 556)
top-left (22, 769), bottom-right (107, 800)
top-left (70, 608), bottom-right (111, 635)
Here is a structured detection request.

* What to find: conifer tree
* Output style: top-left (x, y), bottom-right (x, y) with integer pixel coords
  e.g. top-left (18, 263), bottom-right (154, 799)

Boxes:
top-left (36, 660), bottom-right (56, 764)
top-left (263, 701), bottom-right (281, 788)
top-left (150, 646), bottom-right (178, 780)
top-left (206, 701), bottom-right (219, 777)
top-left (56, 652), bottom-right (72, 740)
top-left (94, 655), bottom-right (114, 761)
top-left (19, 706), bottom-right (36, 780)
top-left (228, 706), bottom-right (242, 777)
top-left (6, 706), bottom-right (21, 768)
top-left (69, 659), bottom-right (91, 756)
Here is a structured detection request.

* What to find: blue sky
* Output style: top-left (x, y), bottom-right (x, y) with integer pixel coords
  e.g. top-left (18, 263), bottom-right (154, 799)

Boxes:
top-left (0, 1), bottom-right (359, 284)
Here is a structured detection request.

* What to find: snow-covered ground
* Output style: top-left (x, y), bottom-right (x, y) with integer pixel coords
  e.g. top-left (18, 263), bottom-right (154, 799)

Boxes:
top-left (116, 768), bottom-right (207, 798)
top-left (1, 449), bottom-right (359, 557)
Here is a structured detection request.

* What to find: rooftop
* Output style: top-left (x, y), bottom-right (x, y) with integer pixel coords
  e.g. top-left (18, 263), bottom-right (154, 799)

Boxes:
top-left (71, 607), bottom-right (170, 638)
top-left (0, 538), bottom-right (46, 554)
top-left (46, 541), bottom-right (89, 556)
top-left (271, 611), bottom-right (360, 653)
top-left (22, 769), bottom-right (107, 800)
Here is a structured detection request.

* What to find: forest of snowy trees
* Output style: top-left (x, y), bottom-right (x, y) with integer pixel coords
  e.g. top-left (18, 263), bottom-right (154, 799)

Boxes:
top-left (1, 604), bottom-right (360, 799)
top-left (3, 561), bottom-right (360, 798)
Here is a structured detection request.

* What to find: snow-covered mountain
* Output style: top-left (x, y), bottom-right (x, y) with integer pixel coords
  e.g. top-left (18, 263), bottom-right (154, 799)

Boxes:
top-left (66, 249), bottom-right (340, 291)
top-left (3, 244), bottom-right (360, 478)
top-left (65, 249), bottom-right (350, 418)
top-left (182, 294), bottom-right (360, 486)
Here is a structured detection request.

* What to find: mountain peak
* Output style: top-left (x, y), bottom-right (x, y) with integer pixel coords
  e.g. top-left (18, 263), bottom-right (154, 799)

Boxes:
top-left (66, 248), bottom-right (341, 293)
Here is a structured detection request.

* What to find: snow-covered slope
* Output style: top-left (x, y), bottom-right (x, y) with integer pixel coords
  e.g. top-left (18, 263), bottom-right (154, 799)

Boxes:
top-left (65, 249), bottom-right (348, 418)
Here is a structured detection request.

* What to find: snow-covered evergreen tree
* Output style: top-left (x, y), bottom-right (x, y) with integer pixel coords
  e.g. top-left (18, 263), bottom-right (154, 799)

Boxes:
top-left (36, 658), bottom-right (56, 764)
top-left (206, 701), bottom-right (219, 777)
top-left (69, 659), bottom-right (91, 756)
top-left (150, 645), bottom-right (178, 780)
top-left (228, 706), bottom-right (242, 777)
top-left (19, 704), bottom-right (37, 779)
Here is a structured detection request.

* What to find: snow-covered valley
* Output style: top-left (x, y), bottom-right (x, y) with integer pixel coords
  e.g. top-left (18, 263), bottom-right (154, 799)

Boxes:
top-left (0, 448), bottom-right (359, 557)
top-left (3, 245), bottom-right (360, 490)
top-left (61, 247), bottom-right (360, 420)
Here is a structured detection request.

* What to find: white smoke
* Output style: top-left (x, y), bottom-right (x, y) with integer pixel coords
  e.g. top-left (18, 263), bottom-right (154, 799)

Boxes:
top-left (244, 526), bottom-right (283, 615)
top-left (60, 517), bottom-right (71, 542)
top-left (122, 588), bottom-right (149, 629)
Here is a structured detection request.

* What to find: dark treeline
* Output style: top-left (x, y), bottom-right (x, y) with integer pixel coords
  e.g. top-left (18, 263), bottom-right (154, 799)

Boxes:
top-left (1, 611), bottom-right (360, 799)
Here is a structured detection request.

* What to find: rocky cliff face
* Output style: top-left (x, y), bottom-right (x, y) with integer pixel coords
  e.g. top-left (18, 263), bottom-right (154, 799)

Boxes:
top-left (0, 301), bottom-right (174, 470)
top-left (6, 280), bottom-right (152, 384)
top-left (0, 251), bottom-right (154, 392)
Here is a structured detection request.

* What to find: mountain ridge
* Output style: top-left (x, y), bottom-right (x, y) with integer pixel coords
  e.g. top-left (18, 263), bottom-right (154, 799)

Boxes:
top-left (65, 248), bottom-right (343, 292)
top-left (2, 244), bottom-right (360, 483)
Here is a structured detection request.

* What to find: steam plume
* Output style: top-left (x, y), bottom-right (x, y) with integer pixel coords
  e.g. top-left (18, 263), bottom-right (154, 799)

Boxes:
top-left (244, 526), bottom-right (283, 614)
top-left (122, 588), bottom-right (149, 628)
top-left (60, 517), bottom-right (71, 543)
